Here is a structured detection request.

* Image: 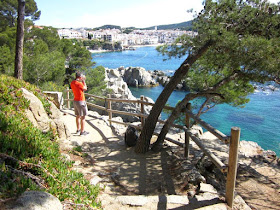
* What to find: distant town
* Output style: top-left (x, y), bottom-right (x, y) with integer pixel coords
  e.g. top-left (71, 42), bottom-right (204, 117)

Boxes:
top-left (57, 27), bottom-right (197, 47)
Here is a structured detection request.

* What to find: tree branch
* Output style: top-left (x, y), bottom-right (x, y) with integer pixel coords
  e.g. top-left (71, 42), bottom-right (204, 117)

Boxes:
top-left (151, 71), bottom-right (240, 152)
top-left (7, 165), bottom-right (46, 189)
top-left (0, 153), bottom-right (60, 183)
top-left (197, 97), bottom-right (210, 118)
top-left (151, 92), bottom-right (223, 152)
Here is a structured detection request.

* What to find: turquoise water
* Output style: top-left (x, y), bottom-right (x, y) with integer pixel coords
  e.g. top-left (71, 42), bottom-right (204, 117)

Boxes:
top-left (92, 46), bottom-right (280, 156)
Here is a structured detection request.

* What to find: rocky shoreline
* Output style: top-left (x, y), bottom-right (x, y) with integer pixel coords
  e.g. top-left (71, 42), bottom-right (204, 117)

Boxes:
top-left (104, 66), bottom-right (280, 93)
top-left (106, 66), bottom-right (188, 90)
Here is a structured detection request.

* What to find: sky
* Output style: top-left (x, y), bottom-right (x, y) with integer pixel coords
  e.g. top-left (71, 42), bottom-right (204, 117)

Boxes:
top-left (34, 0), bottom-right (205, 28)
top-left (34, 0), bottom-right (279, 29)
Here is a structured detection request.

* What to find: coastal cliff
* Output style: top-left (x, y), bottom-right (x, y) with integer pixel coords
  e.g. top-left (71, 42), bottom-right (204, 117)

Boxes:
top-left (86, 67), bottom-right (155, 122)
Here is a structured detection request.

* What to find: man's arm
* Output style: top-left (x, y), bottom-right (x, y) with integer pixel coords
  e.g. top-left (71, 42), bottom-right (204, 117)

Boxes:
top-left (82, 80), bottom-right (87, 91)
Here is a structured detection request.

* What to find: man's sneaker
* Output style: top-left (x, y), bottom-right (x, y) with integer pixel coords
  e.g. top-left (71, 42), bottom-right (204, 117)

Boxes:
top-left (80, 131), bottom-right (89, 136)
top-left (76, 130), bottom-right (80, 135)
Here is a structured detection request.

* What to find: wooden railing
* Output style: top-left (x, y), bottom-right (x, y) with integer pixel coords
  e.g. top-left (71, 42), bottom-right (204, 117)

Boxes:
top-left (65, 88), bottom-right (240, 208)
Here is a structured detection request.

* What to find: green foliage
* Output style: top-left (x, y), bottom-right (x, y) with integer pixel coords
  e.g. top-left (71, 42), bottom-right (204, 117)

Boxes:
top-left (24, 50), bottom-right (65, 86)
top-left (0, 26), bottom-right (16, 49)
top-left (25, 27), bottom-right (61, 52)
top-left (83, 39), bottom-right (122, 51)
top-left (0, 0), bottom-right (41, 31)
top-left (0, 75), bottom-right (100, 207)
top-left (61, 38), bottom-right (75, 58)
top-left (22, 26), bottom-right (66, 86)
top-left (85, 66), bottom-right (108, 96)
top-left (40, 81), bottom-right (67, 92)
top-left (0, 4), bottom-right (107, 103)
top-left (83, 39), bottom-right (103, 50)
top-left (94, 24), bottom-right (121, 30)
top-left (0, 27), bottom-right (16, 75)
top-left (0, 164), bottom-right (39, 197)
top-left (68, 44), bottom-right (94, 72)
top-left (0, 45), bottom-right (14, 75)
top-left (157, 0), bottom-right (280, 116)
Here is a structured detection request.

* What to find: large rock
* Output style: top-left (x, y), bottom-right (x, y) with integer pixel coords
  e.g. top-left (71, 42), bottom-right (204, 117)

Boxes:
top-left (21, 88), bottom-right (70, 140)
top-left (94, 68), bottom-right (155, 122)
top-left (123, 67), bottom-right (157, 87)
top-left (9, 191), bottom-right (62, 210)
top-left (105, 68), bottom-right (134, 99)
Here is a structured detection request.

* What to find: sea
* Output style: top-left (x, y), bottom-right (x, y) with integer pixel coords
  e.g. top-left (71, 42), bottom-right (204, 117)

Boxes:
top-left (92, 46), bottom-right (280, 157)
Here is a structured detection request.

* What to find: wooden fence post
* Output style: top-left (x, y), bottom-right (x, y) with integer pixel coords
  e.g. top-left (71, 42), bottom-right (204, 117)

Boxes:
top-left (140, 95), bottom-right (145, 129)
top-left (66, 87), bottom-right (70, 109)
top-left (184, 103), bottom-right (191, 158)
top-left (226, 127), bottom-right (240, 208)
top-left (107, 94), bottom-right (112, 126)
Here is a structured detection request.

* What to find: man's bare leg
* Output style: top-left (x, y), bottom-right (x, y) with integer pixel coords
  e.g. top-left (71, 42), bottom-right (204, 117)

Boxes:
top-left (76, 115), bottom-right (81, 131)
top-left (80, 116), bottom-right (85, 132)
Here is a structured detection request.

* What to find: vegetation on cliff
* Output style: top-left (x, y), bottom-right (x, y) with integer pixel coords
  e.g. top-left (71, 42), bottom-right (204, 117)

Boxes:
top-left (0, 75), bottom-right (100, 208)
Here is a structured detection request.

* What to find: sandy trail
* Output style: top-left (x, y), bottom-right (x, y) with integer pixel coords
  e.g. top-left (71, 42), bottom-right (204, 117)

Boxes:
top-left (60, 109), bottom-right (232, 209)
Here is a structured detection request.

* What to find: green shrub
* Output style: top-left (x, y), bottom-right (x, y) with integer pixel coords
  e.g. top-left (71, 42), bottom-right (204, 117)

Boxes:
top-left (0, 74), bottom-right (100, 208)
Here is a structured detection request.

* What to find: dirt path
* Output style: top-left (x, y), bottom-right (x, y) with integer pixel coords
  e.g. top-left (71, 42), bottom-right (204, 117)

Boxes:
top-left (59, 109), bottom-right (280, 210)
top-left (60, 109), bottom-right (236, 209)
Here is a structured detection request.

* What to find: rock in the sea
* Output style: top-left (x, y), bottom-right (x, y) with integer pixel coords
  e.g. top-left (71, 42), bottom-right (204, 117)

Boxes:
top-left (123, 67), bottom-right (157, 87)
top-left (101, 68), bottom-right (155, 122)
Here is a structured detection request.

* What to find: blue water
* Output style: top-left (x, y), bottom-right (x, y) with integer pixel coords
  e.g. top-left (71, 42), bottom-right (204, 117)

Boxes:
top-left (92, 46), bottom-right (280, 156)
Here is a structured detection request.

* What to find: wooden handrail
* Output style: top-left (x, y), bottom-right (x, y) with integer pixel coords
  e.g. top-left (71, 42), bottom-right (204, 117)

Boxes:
top-left (87, 102), bottom-right (107, 111)
top-left (184, 127), bottom-right (228, 172)
top-left (84, 93), bottom-right (105, 100)
top-left (185, 110), bottom-right (230, 144)
top-left (66, 89), bottom-right (229, 144)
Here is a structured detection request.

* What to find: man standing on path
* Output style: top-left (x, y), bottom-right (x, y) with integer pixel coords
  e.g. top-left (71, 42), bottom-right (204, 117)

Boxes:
top-left (70, 72), bottom-right (89, 136)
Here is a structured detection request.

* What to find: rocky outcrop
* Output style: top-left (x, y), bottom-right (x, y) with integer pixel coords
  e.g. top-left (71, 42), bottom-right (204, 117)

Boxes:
top-left (192, 131), bottom-right (280, 209)
top-left (150, 70), bottom-right (188, 90)
top-left (105, 68), bottom-right (135, 99)
top-left (89, 68), bottom-right (155, 122)
top-left (22, 88), bottom-right (70, 140)
top-left (8, 191), bottom-right (62, 210)
top-left (123, 67), bottom-right (157, 87)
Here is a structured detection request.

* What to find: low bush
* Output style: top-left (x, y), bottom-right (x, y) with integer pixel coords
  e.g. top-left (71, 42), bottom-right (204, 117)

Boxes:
top-left (0, 74), bottom-right (100, 208)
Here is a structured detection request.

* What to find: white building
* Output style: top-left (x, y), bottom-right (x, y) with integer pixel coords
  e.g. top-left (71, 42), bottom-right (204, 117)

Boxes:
top-left (57, 29), bottom-right (83, 39)
top-left (57, 27), bottom-right (196, 45)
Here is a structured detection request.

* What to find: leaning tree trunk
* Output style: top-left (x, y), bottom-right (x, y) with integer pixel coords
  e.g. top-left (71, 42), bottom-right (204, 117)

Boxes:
top-left (151, 93), bottom-right (198, 152)
top-left (134, 40), bottom-right (213, 154)
top-left (151, 92), bottom-right (222, 151)
top-left (14, 0), bottom-right (25, 80)
top-left (152, 72), bottom-right (240, 152)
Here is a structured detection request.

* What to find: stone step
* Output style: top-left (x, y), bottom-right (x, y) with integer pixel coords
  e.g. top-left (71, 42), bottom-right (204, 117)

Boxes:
top-left (98, 193), bottom-right (230, 210)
